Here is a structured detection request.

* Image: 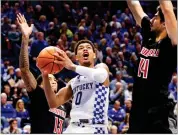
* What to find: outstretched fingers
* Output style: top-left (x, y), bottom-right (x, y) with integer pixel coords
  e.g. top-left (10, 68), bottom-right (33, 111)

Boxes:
top-left (16, 17), bottom-right (20, 25)
top-left (17, 14), bottom-right (23, 23)
top-left (17, 13), bottom-right (26, 23)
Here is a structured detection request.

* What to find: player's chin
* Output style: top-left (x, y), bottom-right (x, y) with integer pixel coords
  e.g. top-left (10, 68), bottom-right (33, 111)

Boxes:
top-left (81, 60), bottom-right (91, 66)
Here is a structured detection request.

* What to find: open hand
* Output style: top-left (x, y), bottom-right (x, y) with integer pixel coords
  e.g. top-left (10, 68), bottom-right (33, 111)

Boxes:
top-left (16, 13), bottom-right (33, 38)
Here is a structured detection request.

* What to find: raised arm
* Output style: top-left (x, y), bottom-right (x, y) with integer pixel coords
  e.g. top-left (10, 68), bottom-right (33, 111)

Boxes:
top-left (42, 72), bottom-right (73, 108)
top-left (127, 0), bottom-right (148, 27)
top-left (17, 13), bottom-right (37, 92)
top-left (159, 0), bottom-right (177, 45)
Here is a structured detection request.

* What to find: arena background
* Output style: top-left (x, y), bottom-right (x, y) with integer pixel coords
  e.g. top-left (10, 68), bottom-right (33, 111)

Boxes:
top-left (1, 1), bottom-right (177, 134)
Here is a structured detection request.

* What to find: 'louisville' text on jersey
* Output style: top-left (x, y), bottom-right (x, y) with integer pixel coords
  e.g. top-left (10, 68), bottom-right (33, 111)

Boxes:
top-left (49, 108), bottom-right (66, 119)
top-left (73, 82), bottom-right (93, 94)
top-left (140, 47), bottom-right (160, 57)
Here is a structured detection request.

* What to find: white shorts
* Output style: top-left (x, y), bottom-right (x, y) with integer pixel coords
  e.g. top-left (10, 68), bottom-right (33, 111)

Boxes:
top-left (63, 122), bottom-right (108, 134)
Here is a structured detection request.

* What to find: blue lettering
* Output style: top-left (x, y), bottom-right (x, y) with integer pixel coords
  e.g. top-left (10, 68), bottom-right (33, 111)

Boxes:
top-left (89, 83), bottom-right (93, 89)
top-left (79, 85), bottom-right (82, 90)
top-left (86, 83), bottom-right (89, 89)
top-left (83, 84), bottom-right (85, 89)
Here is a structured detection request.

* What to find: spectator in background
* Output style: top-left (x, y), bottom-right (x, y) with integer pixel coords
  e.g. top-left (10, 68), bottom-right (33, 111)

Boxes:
top-left (36, 15), bottom-right (48, 32)
top-left (124, 99), bottom-right (132, 113)
top-left (3, 84), bottom-right (13, 102)
top-left (2, 16), bottom-right (11, 35)
top-left (53, 17), bottom-right (60, 28)
top-left (1, 58), bottom-right (11, 75)
top-left (46, 6), bottom-right (57, 22)
top-left (110, 71), bottom-right (128, 91)
top-left (169, 75), bottom-right (177, 101)
top-left (69, 41), bottom-right (77, 52)
top-left (118, 113), bottom-right (130, 133)
top-left (78, 19), bottom-right (86, 28)
top-left (105, 56), bottom-right (116, 79)
top-left (95, 43), bottom-right (103, 63)
top-left (14, 68), bottom-right (25, 89)
top-left (3, 66), bottom-right (15, 83)
top-left (60, 34), bottom-right (69, 50)
top-left (1, 93), bottom-right (16, 128)
top-left (135, 42), bottom-right (142, 55)
top-left (77, 26), bottom-right (87, 40)
top-left (22, 125), bottom-right (31, 134)
top-left (24, 6), bottom-right (34, 22)
top-left (34, 5), bottom-right (43, 20)
top-left (2, 119), bottom-right (22, 134)
top-left (56, 38), bottom-right (65, 51)
top-left (15, 99), bottom-right (29, 119)
top-left (30, 32), bottom-right (48, 75)
top-left (100, 38), bottom-right (108, 56)
top-left (60, 22), bottom-right (73, 40)
top-left (86, 28), bottom-right (94, 42)
top-left (21, 88), bottom-right (30, 108)
top-left (62, 4), bottom-right (75, 25)
top-left (46, 22), bottom-right (55, 36)
top-left (8, 24), bottom-right (20, 44)
top-left (108, 100), bottom-right (126, 126)
top-left (30, 32), bottom-right (48, 63)
top-left (46, 29), bottom-right (58, 46)
top-left (104, 47), bottom-right (117, 66)
top-left (169, 75), bottom-right (177, 92)
top-left (111, 37), bottom-right (120, 49)
top-left (110, 82), bottom-right (124, 104)
top-left (109, 15), bottom-right (122, 31)
top-left (72, 34), bottom-right (79, 42)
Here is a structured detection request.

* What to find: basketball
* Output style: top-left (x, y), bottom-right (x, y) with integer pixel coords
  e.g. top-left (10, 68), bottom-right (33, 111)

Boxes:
top-left (36, 46), bottom-right (64, 74)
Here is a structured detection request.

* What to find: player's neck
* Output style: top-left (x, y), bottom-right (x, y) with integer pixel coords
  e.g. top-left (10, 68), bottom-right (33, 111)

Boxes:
top-left (155, 30), bottom-right (167, 42)
top-left (81, 63), bottom-right (94, 68)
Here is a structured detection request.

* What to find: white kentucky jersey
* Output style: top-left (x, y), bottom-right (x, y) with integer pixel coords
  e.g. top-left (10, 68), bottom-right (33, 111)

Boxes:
top-left (70, 75), bottom-right (109, 125)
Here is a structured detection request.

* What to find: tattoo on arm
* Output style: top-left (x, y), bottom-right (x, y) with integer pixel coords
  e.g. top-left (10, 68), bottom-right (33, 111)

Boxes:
top-left (19, 36), bottom-right (37, 91)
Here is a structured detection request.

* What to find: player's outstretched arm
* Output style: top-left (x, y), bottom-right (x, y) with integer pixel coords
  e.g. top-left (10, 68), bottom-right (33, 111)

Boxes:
top-left (42, 72), bottom-right (73, 108)
top-left (159, 0), bottom-right (177, 46)
top-left (126, 0), bottom-right (148, 27)
top-left (53, 50), bottom-right (109, 85)
top-left (17, 13), bottom-right (37, 92)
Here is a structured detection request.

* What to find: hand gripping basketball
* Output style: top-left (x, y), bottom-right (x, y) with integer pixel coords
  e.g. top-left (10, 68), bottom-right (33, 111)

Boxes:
top-left (36, 46), bottom-right (64, 74)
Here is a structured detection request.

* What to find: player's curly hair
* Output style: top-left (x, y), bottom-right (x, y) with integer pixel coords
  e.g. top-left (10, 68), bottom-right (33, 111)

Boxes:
top-left (74, 40), bottom-right (96, 55)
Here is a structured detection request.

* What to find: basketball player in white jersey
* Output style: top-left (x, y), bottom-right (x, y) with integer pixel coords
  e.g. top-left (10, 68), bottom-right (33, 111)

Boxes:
top-left (41, 40), bottom-right (110, 134)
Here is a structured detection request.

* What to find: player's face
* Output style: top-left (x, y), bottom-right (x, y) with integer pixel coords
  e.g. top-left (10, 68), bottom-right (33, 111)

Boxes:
top-left (48, 74), bottom-right (58, 93)
top-left (76, 43), bottom-right (96, 67)
top-left (150, 12), bottom-right (165, 32)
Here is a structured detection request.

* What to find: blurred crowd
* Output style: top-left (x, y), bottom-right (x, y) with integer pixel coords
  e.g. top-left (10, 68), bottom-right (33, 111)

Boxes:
top-left (1, 1), bottom-right (177, 134)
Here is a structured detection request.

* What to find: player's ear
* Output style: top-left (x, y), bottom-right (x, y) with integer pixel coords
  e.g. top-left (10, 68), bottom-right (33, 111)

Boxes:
top-left (93, 52), bottom-right (96, 59)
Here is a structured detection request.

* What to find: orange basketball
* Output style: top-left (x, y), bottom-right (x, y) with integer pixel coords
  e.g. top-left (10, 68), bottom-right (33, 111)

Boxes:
top-left (36, 46), bottom-right (64, 74)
